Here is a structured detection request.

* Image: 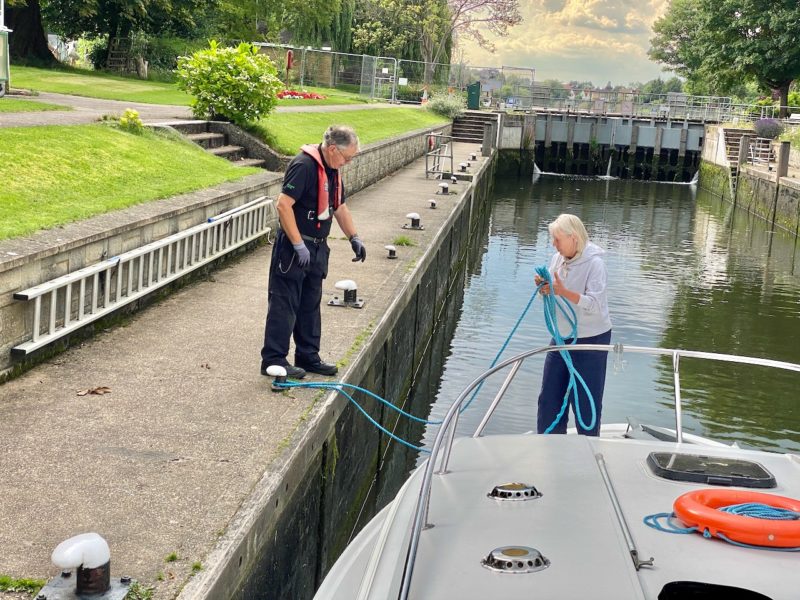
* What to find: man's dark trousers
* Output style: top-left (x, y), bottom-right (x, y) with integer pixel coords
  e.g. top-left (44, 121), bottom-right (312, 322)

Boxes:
top-left (260, 231), bottom-right (329, 369)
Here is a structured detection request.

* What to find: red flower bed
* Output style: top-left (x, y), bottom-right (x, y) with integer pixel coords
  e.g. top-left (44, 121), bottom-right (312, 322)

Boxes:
top-left (277, 90), bottom-right (327, 100)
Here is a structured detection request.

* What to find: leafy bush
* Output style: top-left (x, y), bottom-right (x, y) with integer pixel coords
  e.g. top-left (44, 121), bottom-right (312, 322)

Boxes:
top-left (396, 85), bottom-right (425, 103)
top-left (118, 108), bottom-right (144, 134)
top-left (176, 41), bottom-right (283, 125)
top-left (425, 92), bottom-right (466, 119)
top-left (79, 36), bottom-right (109, 70)
top-left (754, 118), bottom-right (784, 139)
top-left (748, 96), bottom-right (777, 118)
top-left (780, 126), bottom-right (800, 149)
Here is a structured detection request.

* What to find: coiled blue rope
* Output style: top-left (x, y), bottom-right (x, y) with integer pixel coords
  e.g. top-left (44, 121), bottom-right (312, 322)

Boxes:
top-left (460, 264), bottom-right (598, 435)
top-left (643, 504), bottom-right (800, 552)
top-left (534, 265), bottom-right (597, 434)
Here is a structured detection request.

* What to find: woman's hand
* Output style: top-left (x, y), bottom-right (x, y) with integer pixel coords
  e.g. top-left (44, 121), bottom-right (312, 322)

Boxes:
top-left (535, 274), bottom-right (551, 295)
top-left (552, 272), bottom-right (566, 296)
top-left (551, 272), bottom-right (580, 304)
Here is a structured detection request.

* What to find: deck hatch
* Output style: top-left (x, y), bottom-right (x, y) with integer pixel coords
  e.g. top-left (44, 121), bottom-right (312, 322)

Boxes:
top-left (647, 452), bottom-right (776, 488)
top-left (481, 546), bottom-right (550, 573)
top-left (487, 482), bottom-right (542, 501)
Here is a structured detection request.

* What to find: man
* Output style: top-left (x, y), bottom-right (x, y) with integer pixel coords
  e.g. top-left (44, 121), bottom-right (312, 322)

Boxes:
top-left (260, 125), bottom-right (366, 379)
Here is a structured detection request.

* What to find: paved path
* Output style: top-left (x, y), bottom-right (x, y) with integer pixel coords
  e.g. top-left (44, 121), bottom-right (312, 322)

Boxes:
top-left (0, 141), bottom-right (484, 599)
top-left (0, 91), bottom-right (413, 128)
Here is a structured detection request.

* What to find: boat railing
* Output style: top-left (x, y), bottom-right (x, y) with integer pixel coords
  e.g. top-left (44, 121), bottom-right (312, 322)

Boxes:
top-left (398, 343), bottom-right (800, 600)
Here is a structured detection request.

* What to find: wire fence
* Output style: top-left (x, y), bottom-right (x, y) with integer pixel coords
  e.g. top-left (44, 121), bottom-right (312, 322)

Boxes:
top-left (253, 43), bottom-right (797, 123)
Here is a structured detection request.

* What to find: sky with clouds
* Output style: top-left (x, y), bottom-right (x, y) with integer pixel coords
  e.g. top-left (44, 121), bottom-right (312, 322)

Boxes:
top-left (457, 0), bottom-right (672, 86)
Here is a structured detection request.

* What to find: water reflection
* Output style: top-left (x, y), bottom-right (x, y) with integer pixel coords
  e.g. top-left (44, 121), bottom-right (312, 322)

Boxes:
top-left (422, 175), bottom-right (800, 454)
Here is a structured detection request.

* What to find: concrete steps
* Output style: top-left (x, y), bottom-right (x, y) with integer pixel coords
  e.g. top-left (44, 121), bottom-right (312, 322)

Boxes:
top-left (452, 111), bottom-right (498, 143)
top-left (188, 132), bottom-right (225, 149)
top-left (167, 120), bottom-right (268, 169)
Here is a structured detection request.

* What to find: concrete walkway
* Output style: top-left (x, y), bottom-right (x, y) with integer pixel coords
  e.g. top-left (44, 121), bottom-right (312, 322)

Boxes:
top-left (0, 140), bottom-right (484, 599)
top-left (0, 91), bottom-right (413, 128)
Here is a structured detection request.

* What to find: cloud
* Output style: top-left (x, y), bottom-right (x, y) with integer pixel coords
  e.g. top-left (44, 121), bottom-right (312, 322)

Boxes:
top-left (457, 0), bottom-right (670, 84)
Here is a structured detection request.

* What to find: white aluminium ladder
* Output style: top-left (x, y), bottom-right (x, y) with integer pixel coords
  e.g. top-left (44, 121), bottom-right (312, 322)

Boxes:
top-left (12, 196), bottom-right (273, 356)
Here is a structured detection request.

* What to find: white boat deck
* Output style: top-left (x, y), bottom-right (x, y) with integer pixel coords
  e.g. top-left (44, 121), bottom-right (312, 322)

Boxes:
top-left (320, 432), bottom-right (800, 600)
top-left (315, 347), bottom-right (800, 600)
top-left (407, 434), bottom-right (800, 599)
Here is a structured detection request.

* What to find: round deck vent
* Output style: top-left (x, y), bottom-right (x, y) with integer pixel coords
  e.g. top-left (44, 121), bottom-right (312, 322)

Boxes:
top-left (481, 546), bottom-right (550, 573)
top-left (488, 482), bottom-right (542, 501)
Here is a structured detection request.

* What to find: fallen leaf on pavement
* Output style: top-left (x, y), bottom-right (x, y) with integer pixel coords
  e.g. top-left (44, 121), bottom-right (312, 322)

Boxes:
top-left (77, 386), bottom-right (112, 396)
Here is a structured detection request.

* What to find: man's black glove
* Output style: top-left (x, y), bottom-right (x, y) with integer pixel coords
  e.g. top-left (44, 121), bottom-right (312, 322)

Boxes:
top-left (350, 235), bottom-right (366, 262)
top-left (292, 241), bottom-right (311, 267)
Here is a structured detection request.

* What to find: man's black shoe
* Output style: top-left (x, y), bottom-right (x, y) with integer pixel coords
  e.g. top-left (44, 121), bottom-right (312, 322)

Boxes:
top-left (295, 359), bottom-right (338, 376)
top-left (261, 365), bottom-right (306, 379)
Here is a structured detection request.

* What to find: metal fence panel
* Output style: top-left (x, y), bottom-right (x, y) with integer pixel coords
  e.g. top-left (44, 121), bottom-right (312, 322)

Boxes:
top-left (0, 31), bottom-right (9, 83)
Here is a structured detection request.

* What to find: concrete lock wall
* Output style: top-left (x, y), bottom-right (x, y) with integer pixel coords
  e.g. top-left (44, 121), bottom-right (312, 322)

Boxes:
top-left (0, 124), bottom-right (452, 379)
top-left (735, 170), bottom-right (800, 234)
top-left (177, 150), bottom-right (497, 600)
top-left (699, 126), bottom-right (800, 236)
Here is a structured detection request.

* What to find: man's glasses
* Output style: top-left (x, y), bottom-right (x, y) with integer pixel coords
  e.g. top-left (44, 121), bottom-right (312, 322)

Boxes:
top-left (334, 145), bottom-right (356, 164)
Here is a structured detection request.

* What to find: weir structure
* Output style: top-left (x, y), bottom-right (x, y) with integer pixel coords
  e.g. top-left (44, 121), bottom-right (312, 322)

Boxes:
top-left (489, 111), bottom-right (705, 182)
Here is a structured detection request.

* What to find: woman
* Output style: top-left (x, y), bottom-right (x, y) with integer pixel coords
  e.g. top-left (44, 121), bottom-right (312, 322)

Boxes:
top-left (535, 213), bottom-right (612, 436)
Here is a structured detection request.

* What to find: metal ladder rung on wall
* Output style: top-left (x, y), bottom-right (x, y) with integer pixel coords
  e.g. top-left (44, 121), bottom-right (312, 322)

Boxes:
top-left (12, 196), bottom-right (273, 356)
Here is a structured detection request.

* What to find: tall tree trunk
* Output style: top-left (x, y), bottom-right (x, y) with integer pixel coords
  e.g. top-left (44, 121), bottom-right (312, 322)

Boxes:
top-left (777, 81), bottom-right (791, 118)
top-left (7, 0), bottom-right (56, 64)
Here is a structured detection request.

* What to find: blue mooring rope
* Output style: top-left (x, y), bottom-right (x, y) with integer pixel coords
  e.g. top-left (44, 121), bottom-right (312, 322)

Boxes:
top-left (273, 380), bottom-right (442, 453)
top-left (643, 504), bottom-right (800, 551)
top-left (270, 264), bottom-right (597, 450)
top-left (533, 265), bottom-right (597, 434)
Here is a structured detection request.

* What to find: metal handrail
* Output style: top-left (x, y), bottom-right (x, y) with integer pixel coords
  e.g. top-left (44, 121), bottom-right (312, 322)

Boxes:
top-left (398, 343), bottom-right (800, 600)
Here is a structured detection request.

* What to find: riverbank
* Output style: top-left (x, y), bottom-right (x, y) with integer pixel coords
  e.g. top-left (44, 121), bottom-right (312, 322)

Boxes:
top-left (0, 139), bottom-right (493, 600)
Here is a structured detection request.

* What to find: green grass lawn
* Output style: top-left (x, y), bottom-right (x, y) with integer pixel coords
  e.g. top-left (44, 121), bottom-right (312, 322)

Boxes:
top-left (10, 65), bottom-right (191, 105)
top-left (0, 97), bottom-right (70, 112)
top-left (0, 125), bottom-right (260, 240)
top-left (251, 108), bottom-right (450, 155)
top-left (11, 65), bottom-right (370, 107)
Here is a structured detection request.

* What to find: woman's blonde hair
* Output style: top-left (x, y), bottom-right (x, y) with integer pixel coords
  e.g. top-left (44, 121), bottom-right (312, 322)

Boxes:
top-left (548, 213), bottom-right (588, 254)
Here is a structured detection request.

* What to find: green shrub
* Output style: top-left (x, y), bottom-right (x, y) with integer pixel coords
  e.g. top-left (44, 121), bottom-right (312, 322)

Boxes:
top-left (754, 118), bottom-right (784, 139)
top-left (176, 41), bottom-right (283, 125)
top-left (780, 126), bottom-right (800, 149)
top-left (118, 108), bottom-right (144, 134)
top-left (143, 36), bottom-right (208, 80)
top-left (425, 92), bottom-right (466, 119)
top-left (81, 36), bottom-right (109, 70)
top-left (396, 85), bottom-right (425, 103)
top-left (749, 96), bottom-right (777, 118)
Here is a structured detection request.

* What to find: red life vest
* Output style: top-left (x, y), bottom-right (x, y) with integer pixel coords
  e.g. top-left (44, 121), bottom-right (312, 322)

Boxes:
top-left (301, 144), bottom-right (343, 221)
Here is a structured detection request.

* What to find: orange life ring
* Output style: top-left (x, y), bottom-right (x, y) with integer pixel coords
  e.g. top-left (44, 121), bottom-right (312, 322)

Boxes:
top-left (673, 489), bottom-right (800, 548)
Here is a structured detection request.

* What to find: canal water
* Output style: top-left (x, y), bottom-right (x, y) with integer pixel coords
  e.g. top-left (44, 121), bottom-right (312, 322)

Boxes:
top-left (422, 173), bottom-right (800, 454)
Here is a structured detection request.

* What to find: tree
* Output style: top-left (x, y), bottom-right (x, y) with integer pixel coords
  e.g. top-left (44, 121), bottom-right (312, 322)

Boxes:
top-left (650, 0), bottom-right (800, 116)
top-left (6, 0), bottom-right (56, 63)
top-left (353, 0), bottom-right (520, 86)
top-left (43, 0), bottom-right (211, 66)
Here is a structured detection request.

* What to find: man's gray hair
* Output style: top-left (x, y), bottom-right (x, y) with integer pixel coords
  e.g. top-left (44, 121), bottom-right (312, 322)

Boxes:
top-left (322, 125), bottom-right (360, 151)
